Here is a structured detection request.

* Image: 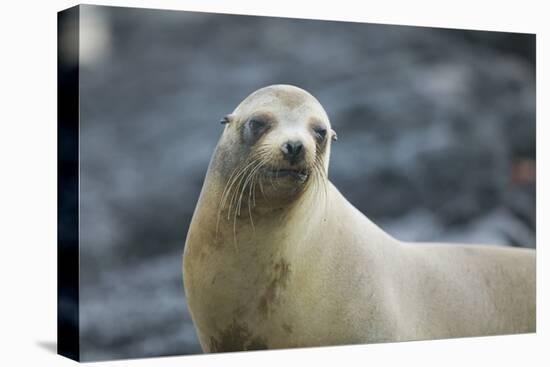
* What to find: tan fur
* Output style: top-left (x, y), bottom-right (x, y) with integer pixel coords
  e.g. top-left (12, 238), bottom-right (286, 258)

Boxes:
top-left (183, 85), bottom-right (536, 353)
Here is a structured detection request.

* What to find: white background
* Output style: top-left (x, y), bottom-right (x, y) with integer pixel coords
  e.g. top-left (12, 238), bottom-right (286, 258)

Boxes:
top-left (0, 0), bottom-right (547, 366)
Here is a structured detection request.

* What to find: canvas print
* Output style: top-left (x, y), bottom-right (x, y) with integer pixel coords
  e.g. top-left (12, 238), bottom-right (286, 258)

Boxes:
top-left (58, 4), bottom-right (536, 362)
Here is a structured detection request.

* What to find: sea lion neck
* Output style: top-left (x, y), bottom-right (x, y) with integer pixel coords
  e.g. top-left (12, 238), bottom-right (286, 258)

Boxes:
top-left (185, 168), bottom-right (325, 292)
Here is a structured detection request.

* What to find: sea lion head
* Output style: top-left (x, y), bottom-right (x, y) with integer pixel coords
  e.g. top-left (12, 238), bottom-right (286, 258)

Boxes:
top-left (213, 84), bottom-right (337, 209)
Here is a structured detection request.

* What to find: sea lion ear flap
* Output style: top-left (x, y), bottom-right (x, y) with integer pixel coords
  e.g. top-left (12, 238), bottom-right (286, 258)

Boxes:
top-left (220, 114), bottom-right (235, 125)
top-left (331, 129), bottom-right (338, 141)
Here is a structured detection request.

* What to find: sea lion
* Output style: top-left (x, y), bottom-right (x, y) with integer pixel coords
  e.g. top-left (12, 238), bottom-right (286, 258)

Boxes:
top-left (182, 84), bottom-right (535, 353)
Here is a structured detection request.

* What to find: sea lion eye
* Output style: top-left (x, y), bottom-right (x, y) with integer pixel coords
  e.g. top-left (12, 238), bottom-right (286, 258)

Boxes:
top-left (248, 118), bottom-right (267, 130)
top-left (243, 117), bottom-right (270, 144)
top-left (313, 127), bottom-right (327, 141)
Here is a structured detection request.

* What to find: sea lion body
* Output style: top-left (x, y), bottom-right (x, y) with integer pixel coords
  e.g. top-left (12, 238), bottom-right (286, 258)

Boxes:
top-left (183, 85), bottom-right (535, 353)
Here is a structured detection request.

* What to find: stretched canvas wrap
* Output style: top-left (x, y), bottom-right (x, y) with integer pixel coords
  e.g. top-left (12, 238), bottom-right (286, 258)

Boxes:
top-left (58, 4), bottom-right (536, 362)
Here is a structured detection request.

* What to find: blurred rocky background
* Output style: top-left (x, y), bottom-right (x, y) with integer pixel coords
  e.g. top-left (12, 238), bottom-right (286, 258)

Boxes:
top-left (74, 4), bottom-right (535, 361)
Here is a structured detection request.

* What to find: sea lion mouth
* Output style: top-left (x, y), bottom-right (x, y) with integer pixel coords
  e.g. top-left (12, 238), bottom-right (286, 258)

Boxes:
top-left (262, 167), bottom-right (309, 182)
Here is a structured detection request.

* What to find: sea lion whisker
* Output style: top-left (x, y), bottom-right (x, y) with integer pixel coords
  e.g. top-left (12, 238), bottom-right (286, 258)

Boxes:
top-left (316, 162), bottom-right (328, 215)
top-left (227, 159), bottom-right (260, 221)
top-left (229, 162), bottom-right (258, 252)
top-left (216, 163), bottom-right (250, 235)
top-left (230, 158), bottom-right (265, 248)
top-left (247, 160), bottom-right (267, 231)
top-left (221, 159), bottom-right (258, 213)
top-left (237, 159), bottom-right (264, 217)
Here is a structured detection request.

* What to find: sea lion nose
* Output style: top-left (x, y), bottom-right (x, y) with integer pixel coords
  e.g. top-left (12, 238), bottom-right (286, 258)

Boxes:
top-left (281, 140), bottom-right (304, 164)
